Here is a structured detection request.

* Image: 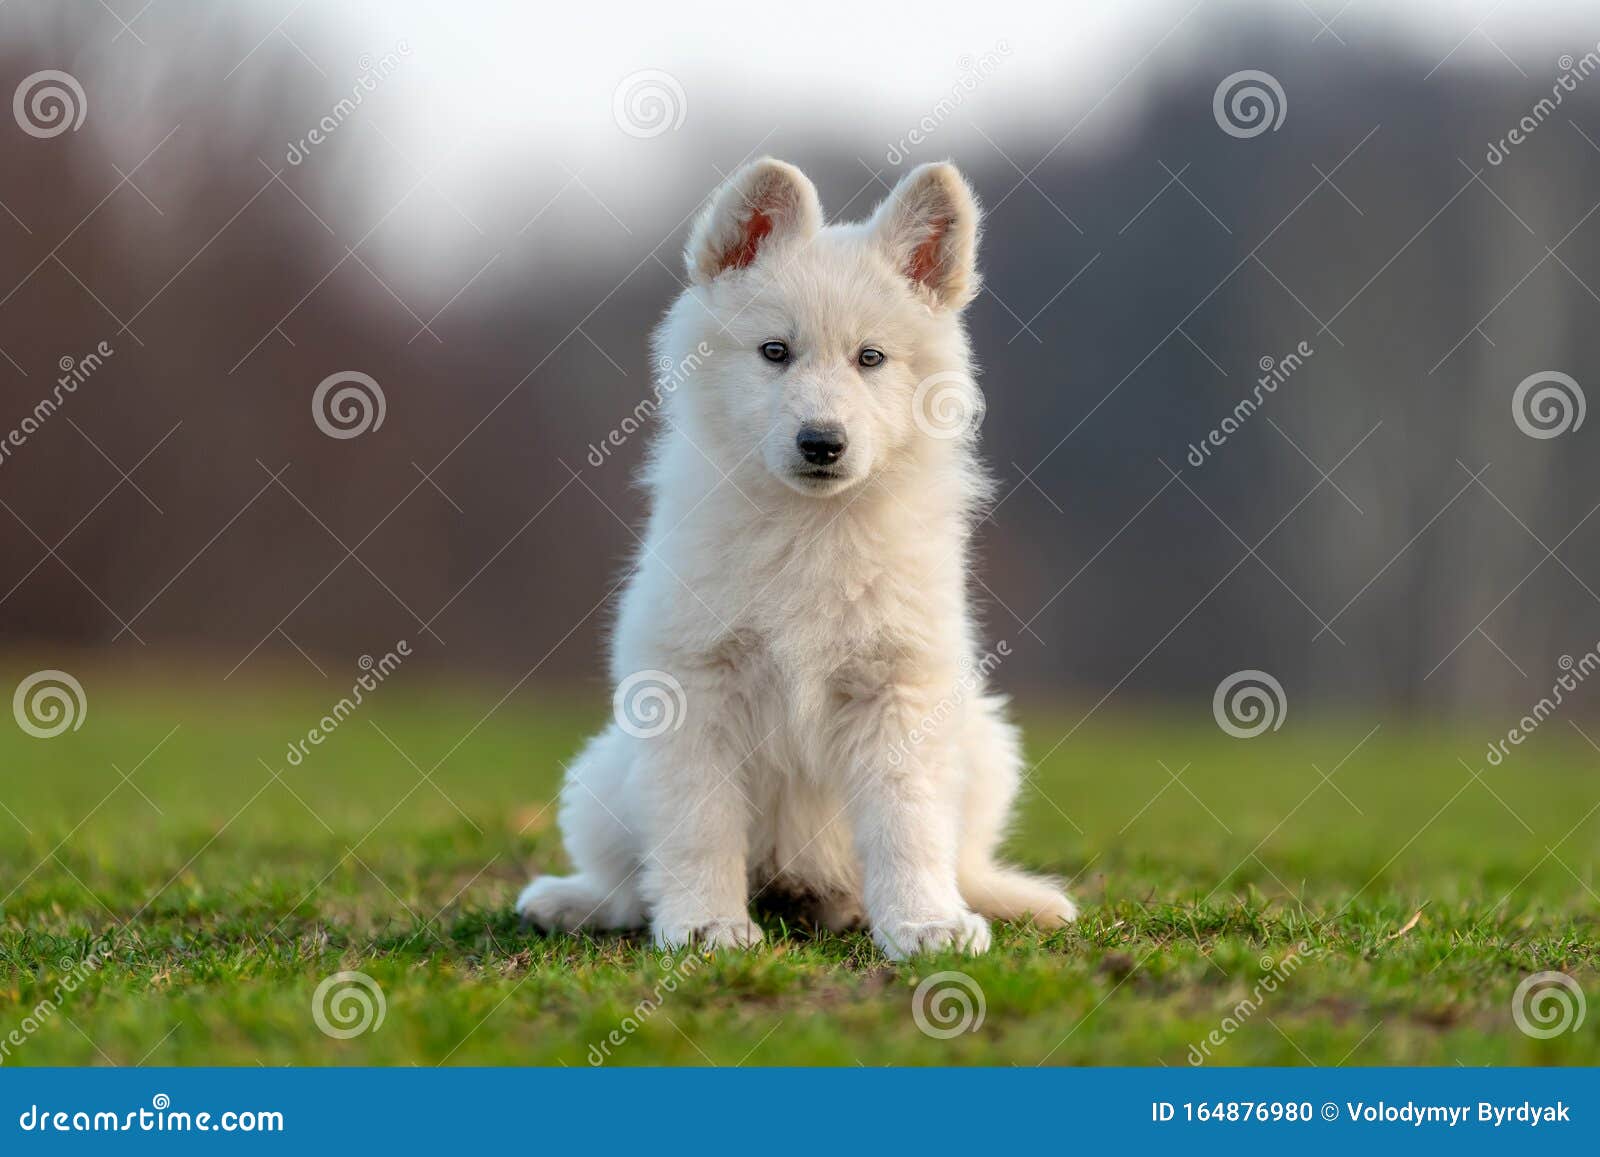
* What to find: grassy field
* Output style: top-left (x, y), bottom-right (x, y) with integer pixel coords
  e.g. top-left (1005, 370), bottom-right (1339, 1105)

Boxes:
top-left (0, 667), bottom-right (1596, 1067)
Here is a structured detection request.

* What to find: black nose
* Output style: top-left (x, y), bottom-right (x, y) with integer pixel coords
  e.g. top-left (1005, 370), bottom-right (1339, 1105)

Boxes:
top-left (796, 424), bottom-right (847, 466)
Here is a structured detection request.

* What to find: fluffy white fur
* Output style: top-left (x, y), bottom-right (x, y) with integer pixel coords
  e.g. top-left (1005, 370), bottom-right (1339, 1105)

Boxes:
top-left (517, 158), bottom-right (1076, 959)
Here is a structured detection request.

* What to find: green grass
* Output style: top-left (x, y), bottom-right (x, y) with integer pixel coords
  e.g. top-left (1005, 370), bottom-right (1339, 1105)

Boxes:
top-left (1, 666), bottom-right (1596, 1066)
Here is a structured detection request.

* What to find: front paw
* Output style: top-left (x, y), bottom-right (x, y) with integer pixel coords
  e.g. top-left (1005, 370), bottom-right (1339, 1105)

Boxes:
top-left (652, 915), bottom-right (765, 953)
top-left (873, 911), bottom-right (991, 960)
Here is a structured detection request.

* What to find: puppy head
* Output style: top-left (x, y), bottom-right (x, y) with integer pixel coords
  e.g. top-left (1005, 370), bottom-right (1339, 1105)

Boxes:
top-left (662, 158), bottom-right (984, 498)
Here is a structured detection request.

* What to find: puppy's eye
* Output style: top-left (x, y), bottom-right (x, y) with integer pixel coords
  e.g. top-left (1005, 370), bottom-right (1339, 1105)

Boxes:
top-left (857, 348), bottom-right (885, 368)
top-left (760, 340), bottom-right (789, 363)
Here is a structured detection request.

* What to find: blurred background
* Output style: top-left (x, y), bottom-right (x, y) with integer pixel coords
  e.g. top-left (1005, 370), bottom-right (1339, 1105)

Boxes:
top-left (3, 0), bottom-right (1600, 722)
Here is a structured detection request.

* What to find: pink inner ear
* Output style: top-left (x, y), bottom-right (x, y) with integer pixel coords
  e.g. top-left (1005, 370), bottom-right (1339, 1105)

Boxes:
top-left (907, 215), bottom-right (950, 286)
top-left (726, 209), bottom-right (775, 271)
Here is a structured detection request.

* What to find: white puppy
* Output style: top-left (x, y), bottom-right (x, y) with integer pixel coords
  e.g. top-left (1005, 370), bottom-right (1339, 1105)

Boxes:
top-left (518, 158), bottom-right (1076, 958)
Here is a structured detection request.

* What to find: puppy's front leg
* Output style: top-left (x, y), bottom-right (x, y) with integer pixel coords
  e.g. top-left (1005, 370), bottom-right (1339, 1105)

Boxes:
top-left (845, 695), bottom-right (991, 960)
top-left (637, 708), bottom-right (763, 952)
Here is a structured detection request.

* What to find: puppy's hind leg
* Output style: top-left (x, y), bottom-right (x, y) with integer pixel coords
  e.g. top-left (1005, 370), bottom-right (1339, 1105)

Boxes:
top-left (517, 725), bottom-right (646, 932)
top-left (957, 695), bottom-right (1078, 929)
top-left (814, 891), bottom-right (866, 933)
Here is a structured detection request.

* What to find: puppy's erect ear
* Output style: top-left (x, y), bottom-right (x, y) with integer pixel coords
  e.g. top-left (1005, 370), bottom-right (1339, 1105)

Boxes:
top-left (685, 158), bottom-right (822, 285)
top-left (869, 162), bottom-right (981, 310)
